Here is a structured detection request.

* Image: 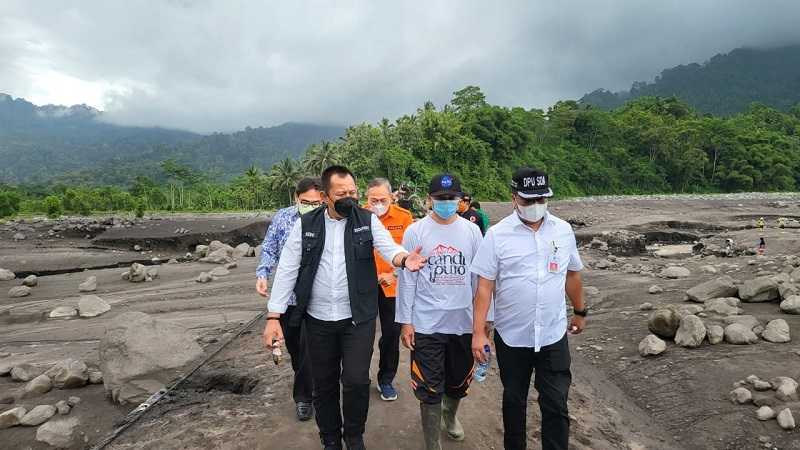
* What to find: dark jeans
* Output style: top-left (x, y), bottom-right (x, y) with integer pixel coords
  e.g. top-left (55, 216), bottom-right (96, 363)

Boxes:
top-left (377, 290), bottom-right (401, 385)
top-left (280, 305), bottom-right (313, 404)
top-left (305, 315), bottom-right (376, 442)
top-left (494, 332), bottom-right (571, 450)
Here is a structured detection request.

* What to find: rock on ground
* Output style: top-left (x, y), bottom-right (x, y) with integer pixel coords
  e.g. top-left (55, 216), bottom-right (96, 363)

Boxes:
top-left (724, 315), bottom-right (761, 331)
top-left (638, 334), bottom-right (666, 356)
top-left (707, 325), bottom-right (724, 344)
top-left (194, 244), bottom-right (209, 257)
top-left (44, 359), bottom-right (88, 389)
top-left (703, 297), bottom-right (742, 316)
top-left (762, 319), bottom-right (791, 343)
top-left (196, 272), bottom-right (213, 283)
top-left (209, 267), bottom-right (230, 277)
top-left (88, 369), bottom-right (103, 384)
top-left (639, 302), bottom-right (653, 311)
top-left (23, 374), bottom-right (53, 397)
top-left (99, 311), bottom-right (204, 404)
top-left (772, 377), bottom-right (798, 402)
top-left (660, 266), bottom-right (691, 279)
top-left (22, 275), bottom-right (38, 287)
top-left (756, 406), bottom-right (776, 421)
top-left (20, 404), bottom-right (56, 426)
top-left (0, 407), bottom-right (27, 429)
top-left (78, 295), bottom-right (111, 318)
top-left (8, 285), bottom-right (31, 298)
top-left (11, 363), bottom-right (42, 382)
top-left (0, 268), bottom-right (16, 281)
top-left (777, 408), bottom-right (796, 430)
top-left (724, 323), bottom-right (759, 345)
top-left (233, 243), bottom-right (252, 258)
top-left (685, 276), bottom-right (739, 302)
top-left (35, 417), bottom-right (80, 448)
top-left (78, 275), bottom-right (97, 292)
top-left (648, 285), bottom-right (663, 294)
top-left (739, 276), bottom-right (779, 302)
top-left (49, 306), bottom-right (78, 319)
top-left (780, 295), bottom-right (800, 314)
top-left (55, 400), bottom-right (71, 415)
top-left (647, 309), bottom-right (680, 339)
top-left (674, 315), bottom-right (707, 348)
top-left (199, 247), bottom-right (233, 264)
top-left (730, 387), bottom-right (752, 404)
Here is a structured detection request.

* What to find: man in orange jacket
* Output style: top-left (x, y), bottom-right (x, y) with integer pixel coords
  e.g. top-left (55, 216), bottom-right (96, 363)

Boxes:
top-left (366, 177), bottom-right (414, 401)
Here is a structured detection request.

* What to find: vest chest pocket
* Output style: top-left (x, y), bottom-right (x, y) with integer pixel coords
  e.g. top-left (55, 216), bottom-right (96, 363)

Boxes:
top-left (354, 239), bottom-right (374, 259)
top-left (300, 238), bottom-right (320, 265)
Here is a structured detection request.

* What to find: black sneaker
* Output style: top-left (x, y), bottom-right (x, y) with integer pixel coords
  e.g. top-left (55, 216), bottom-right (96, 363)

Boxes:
top-left (344, 435), bottom-right (365, 450)
top-left (296, 401), bottom-right (313, 421)
top-left (320, 434), bottom-right (342, 450)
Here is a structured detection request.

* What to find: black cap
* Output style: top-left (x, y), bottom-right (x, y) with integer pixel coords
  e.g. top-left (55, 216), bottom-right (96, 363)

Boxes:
top-left (429, 173), bottom-right (463, 197)
top-left (510, 167), bottom-right (553, 199)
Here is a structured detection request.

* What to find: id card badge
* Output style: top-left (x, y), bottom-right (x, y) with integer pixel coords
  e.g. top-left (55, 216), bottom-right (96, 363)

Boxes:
top-left (548, 254), bottom-right (560, 273)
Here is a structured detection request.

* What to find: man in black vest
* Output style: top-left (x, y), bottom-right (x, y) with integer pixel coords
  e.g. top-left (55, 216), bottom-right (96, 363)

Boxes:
top-left (263, 165), bottom-right (427, 450)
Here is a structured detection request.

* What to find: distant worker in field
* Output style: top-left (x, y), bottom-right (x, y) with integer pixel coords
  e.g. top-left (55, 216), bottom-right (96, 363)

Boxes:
top-left (757, 217), bottom-right (765, 231)
top-left (458, 193), bottom-right (485, 235)
top-left (471, 168), bottom-right (586, 450)
top-left (262, 165), bottom-right (427, 450)
top-left (758, 236), bottom-right (766, 255)
top-left (396, 173), bottom-right (484, 450)
top-left (778, 217), bottom-right (786, 229)
top-left (364, 178), bottom-right (413, 402)
top-left (470, 200), bottom-right (490, 231)
top-left (256, 177), bottom-right (322, 422)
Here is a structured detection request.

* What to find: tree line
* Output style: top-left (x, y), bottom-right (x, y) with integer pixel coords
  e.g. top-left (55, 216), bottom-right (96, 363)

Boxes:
top-left (2, 86), bottom-right (799, 219)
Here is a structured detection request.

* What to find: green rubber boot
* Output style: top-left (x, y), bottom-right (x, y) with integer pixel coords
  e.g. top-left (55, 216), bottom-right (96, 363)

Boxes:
top-left (420, 402), bottom-right (442, 450)
top-left (441, 396), bottom-right (465, 441)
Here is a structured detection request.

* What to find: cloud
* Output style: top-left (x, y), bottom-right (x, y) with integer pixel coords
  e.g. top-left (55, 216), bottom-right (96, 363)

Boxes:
top-left (2, 0), bottom-right (799, 133)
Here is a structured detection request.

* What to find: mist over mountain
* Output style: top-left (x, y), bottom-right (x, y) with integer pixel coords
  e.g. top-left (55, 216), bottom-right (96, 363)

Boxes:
top-left (580, 46), bottom-right (800, 115)
top-left (0, 93), bottom-right (343, 185)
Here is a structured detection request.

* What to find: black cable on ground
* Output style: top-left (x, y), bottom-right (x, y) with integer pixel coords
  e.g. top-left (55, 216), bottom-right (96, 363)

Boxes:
top-left (89, 310), bottom-right (267, 450)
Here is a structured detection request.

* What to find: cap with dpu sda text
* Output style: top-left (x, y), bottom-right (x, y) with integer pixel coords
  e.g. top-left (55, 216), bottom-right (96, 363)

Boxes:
top-left (510, 167), bottom-right (553, 198)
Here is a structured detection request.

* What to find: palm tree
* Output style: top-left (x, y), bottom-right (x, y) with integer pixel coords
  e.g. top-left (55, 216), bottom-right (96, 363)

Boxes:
top-left (244, 165), bottom-right (264, 209)
top-left (268, 158), bottom-right (302, 205)
top-left (303, 141), bottom-right (341, 175)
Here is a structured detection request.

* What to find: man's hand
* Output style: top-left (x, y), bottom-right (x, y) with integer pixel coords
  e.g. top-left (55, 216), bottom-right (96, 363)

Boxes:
top-left (263, 317), bottom-right (284, 349)
top-left (400, 324), bottom-right (415, 350)
top-left (377, 272), bottom-right (395, 287)
top-left (404, 246), bottom-right (427, 272)
top-left (256, 278), bottom-right (269, 297)
top-left (568, 315), bottom-right (586, 335)
top-left (472, 331), bottom-right (491, 363)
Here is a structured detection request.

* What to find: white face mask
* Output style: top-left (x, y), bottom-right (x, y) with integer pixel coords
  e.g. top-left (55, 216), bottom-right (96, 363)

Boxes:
top-left (372, 203), bottom-right (389, 217)
top-left (517, 201), bottom-right (547, 223)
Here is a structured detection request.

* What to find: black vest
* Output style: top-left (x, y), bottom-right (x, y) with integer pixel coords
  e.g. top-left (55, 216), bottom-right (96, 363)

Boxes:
top-left (289, 205), bottom-right (380, 327)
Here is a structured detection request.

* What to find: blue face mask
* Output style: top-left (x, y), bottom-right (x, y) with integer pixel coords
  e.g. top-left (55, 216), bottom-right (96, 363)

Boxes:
top-left (432, 199), bottom-right (459, 220)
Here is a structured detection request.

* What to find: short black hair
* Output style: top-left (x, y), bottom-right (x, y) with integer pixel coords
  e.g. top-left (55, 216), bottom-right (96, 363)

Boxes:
top-left (321, 165), bottom-right (356, 193)
top-left (471, 200), bottom-right (481, 209)
top-left (295, 177), bottom-right (322, 196)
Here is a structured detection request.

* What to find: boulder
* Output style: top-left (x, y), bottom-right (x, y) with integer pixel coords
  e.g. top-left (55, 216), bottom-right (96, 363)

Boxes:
top-left (49, 307), bottom-right (78, 319)
top-left (777, 408), bottom-right (796, 430)
top-left (674, 315), bottom-right (706, 348)
top-left (762, 319), bottom-right (791, 343)
top-left (639, 302), bottom-right (653, 311)
top-left (55, 400), bottom-right (70, 415)
top-left (11, 363), bottom-right (42, 382)
top-left (791, 267), bottom-right (800, 283)
top-left (729, 387), bottom-right (752, 404)
top-left (638, 334), bottom-right (666, 356)
top-left (20, 404), bottom-right (56, 426)
top-left (233, 243), bottom-right (252, 258)
top-left (195, 272), bottom-right (213, 283)
top-left (723, 315), bottom-right (761, 331)
top-left (124, 263), bottom-right (148, 282)
top-left (78, 295), bottom-right (111, 318)
top-left (199, 248), bottom-right (233, 264)
top-left (648, 285), bottom-right (663, 294)
top-left (756, 406), bottom-right (776, 421)
top-left (194, 244), bottom-right (209, 257)
top-left (66, 396), bottom-right (81, 407)
top-left (0, 268), bottom-right (15, 281)
top-left (8, 286), bottom-right (31, 298)
top-left (23, 374), bottom-right (53, 397)
top-left (661, 266), bottom-right (691, 279)
top-left (706, 325), bottom-right (724, 344)
top-left (647, 309), bottom-right (680, 339)
top-left (780, 295), bottom-right (800, 314)
top-left (78, 276), bottom-right (97, 292)
top-left (772, 377), bottom-right (798, 402)
top-left (599, 230), bottom-right (647, 256)
top-left (209, 267), bottom-right (230, 277)
top-left (779, 283), bottom-right (798, 300)
top-left (44, 359), bottom-right (88, 389)
top-left (703, 297), bottom-right (743, 316)
top-left (35, 417), bottom-right (79, 448)
top-left (99, 312), bottom-right (203, 404)
top-left (22, 275), bottom-right (38, 287)
top-left (88, 369), bottom-right (103, 384)
top-left (146, 267), bottom-right (159, 281)
top-left (700, 265), bottom-right (718, 274)
top-left (739, 277), bottom-right (779, 302)
top-left (673, 304), bottom-right (704, 318)
top-left (685, 276), bottom-right (738, 303)
top-left (0, 406), bottom-right (27, 429)
top-left (209, 240), bottom-right (235, 255)
top-left (724, 323), bottom-right (759, 345)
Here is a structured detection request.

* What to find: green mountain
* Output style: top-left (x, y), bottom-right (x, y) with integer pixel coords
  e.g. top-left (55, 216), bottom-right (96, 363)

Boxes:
top-left (0, 93), bottom-right (343, 185)
top-left (580, 45), bottom-right (800, 115)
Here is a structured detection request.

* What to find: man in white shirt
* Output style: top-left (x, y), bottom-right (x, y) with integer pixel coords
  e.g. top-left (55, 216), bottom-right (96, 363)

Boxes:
top-left (262, 166), bottom-right (426, 450)
top-left (470, 168), bottom-right (587, 450)
top-left (397, 174), bottom-right (483, 450)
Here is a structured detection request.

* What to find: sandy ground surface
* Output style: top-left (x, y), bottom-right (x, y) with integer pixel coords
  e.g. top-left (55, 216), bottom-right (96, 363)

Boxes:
top-left (1, 195), bottom-right (800, 449)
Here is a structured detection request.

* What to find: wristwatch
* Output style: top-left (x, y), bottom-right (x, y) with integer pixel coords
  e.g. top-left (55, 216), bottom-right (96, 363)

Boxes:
top-left (573, 307), bottom-right (588, 317)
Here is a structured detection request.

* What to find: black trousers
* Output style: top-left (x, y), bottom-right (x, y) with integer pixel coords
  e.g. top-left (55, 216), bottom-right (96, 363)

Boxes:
top-left (279, 305), bottom-right (313, 404)
top-left (376, 290), bottom-right (401, 385)
top-left (305, 315), bottom-right (376, 441)
top-left (494, 332), bottom-right (571, 450)
top-left (410, 332), bottom-right (474, 404)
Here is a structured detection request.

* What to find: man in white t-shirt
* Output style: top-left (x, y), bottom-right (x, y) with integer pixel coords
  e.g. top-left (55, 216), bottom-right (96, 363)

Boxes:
top-left (396, 173), bottom-right (483, 450)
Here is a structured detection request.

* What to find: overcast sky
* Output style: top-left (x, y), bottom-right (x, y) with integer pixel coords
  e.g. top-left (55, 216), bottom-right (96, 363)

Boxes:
top-left (2, 1), bottom-right (800, 133)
